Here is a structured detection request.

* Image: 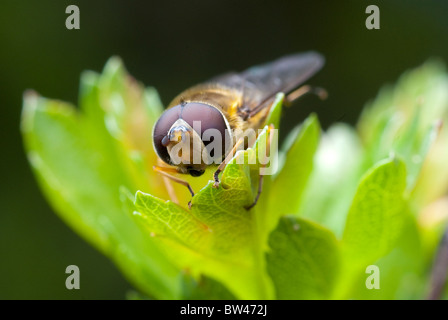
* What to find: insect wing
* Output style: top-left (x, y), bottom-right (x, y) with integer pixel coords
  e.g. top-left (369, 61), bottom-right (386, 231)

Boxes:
top-left (212, 51), bottom-right (324, 115)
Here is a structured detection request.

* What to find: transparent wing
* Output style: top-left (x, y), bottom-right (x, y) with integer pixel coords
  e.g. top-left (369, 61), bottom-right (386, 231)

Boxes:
top-left (210, 51), bottom-right (324, 116)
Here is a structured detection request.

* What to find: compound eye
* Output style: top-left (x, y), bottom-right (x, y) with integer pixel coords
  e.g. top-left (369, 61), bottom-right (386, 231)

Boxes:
top-left (182, 103), bottom-right (230, 159)
top-left (153, 105), bottom-right (182, 164)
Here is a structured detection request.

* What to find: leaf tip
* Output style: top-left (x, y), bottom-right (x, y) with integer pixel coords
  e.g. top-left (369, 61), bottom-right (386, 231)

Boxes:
top-left (134, 190), bottom-right (148, 205)
top-left (80, 70), bottom-right (100, 88)
top-left (103, 56), bottom-right (126, 77)
top-left (21, 90), bottom-right (45, 135)
top-left (306, 112), bottom-right (321, 130)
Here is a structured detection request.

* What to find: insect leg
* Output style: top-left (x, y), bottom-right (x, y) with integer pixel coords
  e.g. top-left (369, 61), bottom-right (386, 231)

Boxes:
top-left (285, 85), bottom-right (327, 105)
top-left (245, 123), bottom-right (275, 210)
top-left (155, 159), bottom-right (179, 204)
top-left (153, 165), bottom-right (195, 208)
top-left (213, 137), bottom-right (245, 188)
top-left (246, 175), bottom-right (265, 210)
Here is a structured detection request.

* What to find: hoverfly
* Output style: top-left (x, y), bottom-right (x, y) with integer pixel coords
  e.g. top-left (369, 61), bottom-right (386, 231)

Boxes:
top-left (153, 52), bottom-right (325, 209)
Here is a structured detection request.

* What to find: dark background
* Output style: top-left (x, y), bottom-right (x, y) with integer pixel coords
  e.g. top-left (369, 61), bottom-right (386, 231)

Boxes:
top-left (1, 0), bottom-right (447, 299)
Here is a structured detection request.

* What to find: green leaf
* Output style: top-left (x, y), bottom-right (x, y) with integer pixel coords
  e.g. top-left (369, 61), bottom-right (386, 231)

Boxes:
top-left (132, 128), bottom-right (277, 300)
top-left (342, 157), bottom-right (407, 263)
top-left (181, 274), bottom-right (237, 300)
top-left (268, 114), bottom-right (320, 218)
top-left (349, 213), bottom-right (425, 299)
top-left (358, 60), bottom-right (448, 195)
top-left (266, 216), bottom-right (340, 299)
top-left (265, 92), bottom-right (284, 128)
top-left (331, 158), bottom-right (408, 299)
top-left (21, 59), bottom-right (181, 299)
top-left (298, 124), bottom-right (364, 237)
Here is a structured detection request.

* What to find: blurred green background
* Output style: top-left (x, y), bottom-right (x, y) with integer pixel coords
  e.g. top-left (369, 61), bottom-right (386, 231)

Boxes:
top-left (0, 0), bottom-right (447, 299)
